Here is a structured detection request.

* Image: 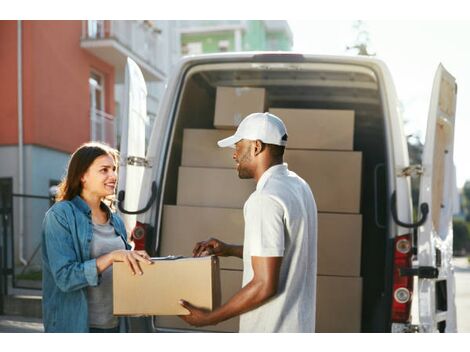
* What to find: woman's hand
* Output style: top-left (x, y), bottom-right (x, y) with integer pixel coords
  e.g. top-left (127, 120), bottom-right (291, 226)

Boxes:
top-left (111, 250), bottom-right (153, 275)
top-left (97, 250), bottom-right (153, 275)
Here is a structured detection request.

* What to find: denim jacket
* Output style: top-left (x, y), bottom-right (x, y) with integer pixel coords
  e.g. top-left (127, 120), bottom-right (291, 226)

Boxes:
top-left (42, 195), bottom-right (130, 332)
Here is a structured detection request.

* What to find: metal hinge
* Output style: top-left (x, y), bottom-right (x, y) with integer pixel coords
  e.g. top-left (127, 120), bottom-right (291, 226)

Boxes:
top-left (404, 325), bottom-right (420, 333)
top-left (399, 266), bottom-right (439, 279)
top-left (396, 165), bottom-right (423, 177)
top-left (126, 156), bottom-right (151, 167)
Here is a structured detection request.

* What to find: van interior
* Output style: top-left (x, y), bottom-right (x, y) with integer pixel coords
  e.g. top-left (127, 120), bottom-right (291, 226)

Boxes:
top-left (156, 61), bottom-right (391, 332)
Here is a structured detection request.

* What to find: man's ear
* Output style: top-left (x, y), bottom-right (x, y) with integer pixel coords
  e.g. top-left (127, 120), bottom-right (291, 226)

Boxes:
top-left (253, 140), bottom-right (265, 156)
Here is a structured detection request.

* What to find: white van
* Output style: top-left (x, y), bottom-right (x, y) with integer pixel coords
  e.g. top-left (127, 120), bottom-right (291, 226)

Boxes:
top-left (117, 53), bottom-right (458, 333)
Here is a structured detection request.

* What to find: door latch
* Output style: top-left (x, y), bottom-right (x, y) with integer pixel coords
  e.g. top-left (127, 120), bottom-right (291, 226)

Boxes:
top-left (399, 266), bottom-right (439, 279)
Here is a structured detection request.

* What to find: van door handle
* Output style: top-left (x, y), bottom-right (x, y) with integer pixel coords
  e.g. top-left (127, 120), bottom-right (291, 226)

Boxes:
top-left (118, 181), bottom-right (157, 215)
top-left (391, 190), bottom-right (429, 229)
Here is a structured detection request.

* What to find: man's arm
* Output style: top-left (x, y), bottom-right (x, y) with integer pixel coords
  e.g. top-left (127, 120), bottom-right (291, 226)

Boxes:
top-left (192, 237), bottom-right (243, 259)
top-left (179, 255), bottom-right (282, 327)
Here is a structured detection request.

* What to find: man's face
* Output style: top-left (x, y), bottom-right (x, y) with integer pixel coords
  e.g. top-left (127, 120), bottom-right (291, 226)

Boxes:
top-left (233, 139), bottom-right (255, 179)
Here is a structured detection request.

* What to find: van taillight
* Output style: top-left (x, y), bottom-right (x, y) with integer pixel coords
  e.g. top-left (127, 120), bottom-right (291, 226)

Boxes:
top-left (391, 234), bottom-right (413, 323)
top-left (131, 222), bottom-right (147, 251)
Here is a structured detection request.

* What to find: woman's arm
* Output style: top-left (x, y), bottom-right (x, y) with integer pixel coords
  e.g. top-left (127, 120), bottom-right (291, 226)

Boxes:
top-left (43, 210), bottom-right (99, 292)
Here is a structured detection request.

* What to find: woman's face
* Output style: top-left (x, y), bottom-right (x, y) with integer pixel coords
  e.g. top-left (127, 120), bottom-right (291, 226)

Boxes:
top-left (81, 154), bottom-right (117, 198)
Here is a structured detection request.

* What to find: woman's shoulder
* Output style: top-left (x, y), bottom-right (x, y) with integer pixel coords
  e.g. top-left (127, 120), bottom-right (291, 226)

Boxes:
top-left (46, 200), bottom-right (75, 219)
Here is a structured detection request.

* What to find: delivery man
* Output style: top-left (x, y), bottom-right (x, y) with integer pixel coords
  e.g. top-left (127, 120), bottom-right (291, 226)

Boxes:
top-left (178, 112), bottom-right (318, 333)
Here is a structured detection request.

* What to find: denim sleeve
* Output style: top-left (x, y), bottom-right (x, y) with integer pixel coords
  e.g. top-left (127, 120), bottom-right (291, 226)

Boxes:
top-left (43, 209), bottom-right (99, 292)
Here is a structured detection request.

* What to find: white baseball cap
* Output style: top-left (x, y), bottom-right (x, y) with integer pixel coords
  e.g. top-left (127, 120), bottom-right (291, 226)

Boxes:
top-left (217, 112), bottom-right (288, 148)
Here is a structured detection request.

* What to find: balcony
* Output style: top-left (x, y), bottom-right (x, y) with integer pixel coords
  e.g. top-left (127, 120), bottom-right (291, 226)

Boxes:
top-left (81, 20), bottom-right (166, 83)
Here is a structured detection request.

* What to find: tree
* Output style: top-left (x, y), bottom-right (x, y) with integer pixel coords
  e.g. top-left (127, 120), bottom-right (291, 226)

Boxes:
top-left (453, 219), bottom-right (470, 255)
top-left (462, 181), bottom-right (470, 221)
top-left (346, 21), bottom-right (376, 56)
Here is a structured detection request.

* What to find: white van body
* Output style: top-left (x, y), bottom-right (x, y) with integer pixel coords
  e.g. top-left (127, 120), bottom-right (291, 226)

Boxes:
top-left (118, 52), bottom-right (457, 333)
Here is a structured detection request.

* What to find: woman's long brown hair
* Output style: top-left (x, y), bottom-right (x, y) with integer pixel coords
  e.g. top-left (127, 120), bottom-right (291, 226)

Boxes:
top-left (55, 142), bottom-right (119, 204)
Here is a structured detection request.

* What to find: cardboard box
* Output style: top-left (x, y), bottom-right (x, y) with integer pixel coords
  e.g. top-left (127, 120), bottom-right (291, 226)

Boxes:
top-left (317, 213), bottom-right (362, 277)
top-left (285, 150), bottom-right (362, 213)
top-left (156, 269), bottom-right (243, 332)
top-left (269, 108), bottom-right (355, 150)
top-left (177, 166), bottom-right (255, 209)
top-left (214, 87), bottom-right (267, 128)
top-left (161, 205), bottom-right (244, 270)
top-left (181, 129), bottom-right (235, 169)
top-left (162, 205), bottom-right (362, 275)
top-left (113, 256), bottom-right (221, 316)
top-left (316, 276), bottom-right (363, 333)
top-left (155, 272), bottom-right (363, 332)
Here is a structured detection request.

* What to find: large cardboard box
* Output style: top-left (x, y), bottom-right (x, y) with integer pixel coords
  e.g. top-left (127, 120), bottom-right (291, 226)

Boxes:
top-left (162, 205), bottom-right (361, 276)
top-left (113, 256), bottom-right (221, 316)
top-left (269, 108), bottom-right (355, 150)
top-left (285, 150), bottom-right (362, 213)
top-left (316, 275), bottom-right (363, 333)
top-left (156, 269), bottom-right (243, 332)
top-left (317, 213), bottom-right (362, 277)
top-left (161, 205), bottom-right (244, 270)
top-left (177, 166), bottom-right (255, 209)
top-left (181, 129), bottom-right (235, 169)
top-left (214, 87), bottom-right (267, 128)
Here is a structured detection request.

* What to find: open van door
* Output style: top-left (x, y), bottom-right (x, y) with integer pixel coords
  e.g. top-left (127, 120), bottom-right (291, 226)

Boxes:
top-left (117, 58), bottom-right (148, 238)
top-left (417, 64), bottom-right (457, 332)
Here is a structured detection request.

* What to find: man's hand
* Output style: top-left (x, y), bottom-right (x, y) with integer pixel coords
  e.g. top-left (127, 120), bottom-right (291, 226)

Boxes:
top-left (193, 238), bottom-right (243, 258)
top-left (178, 300), bottom-right (214, 327)
top-left (193, 237), bottom-right (228, 257)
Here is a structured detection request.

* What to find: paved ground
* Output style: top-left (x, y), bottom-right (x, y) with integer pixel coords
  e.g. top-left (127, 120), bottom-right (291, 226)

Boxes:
top-left (0, 315), bottom-right (43, 333)
top-left (453, 256), bottom-right (470, 332)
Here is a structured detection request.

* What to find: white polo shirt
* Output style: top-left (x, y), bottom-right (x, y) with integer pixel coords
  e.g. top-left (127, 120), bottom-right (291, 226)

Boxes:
top-left (239, 163), bottom-right (317, 333)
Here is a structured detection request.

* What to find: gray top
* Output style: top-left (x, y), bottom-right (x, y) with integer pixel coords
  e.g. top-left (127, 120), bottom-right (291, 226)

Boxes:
top-left (87, 219), bottom-right (126, 329)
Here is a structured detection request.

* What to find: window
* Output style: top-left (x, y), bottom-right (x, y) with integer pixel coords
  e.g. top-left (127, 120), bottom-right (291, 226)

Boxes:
top-left (87, 20), bottom-right (105, 39)
top-left (89, 71), bottom-right (115, 146)
top-left (218, 40), bottom-right (230, 52)
top-left (182, 42), bottom-right (203, 55)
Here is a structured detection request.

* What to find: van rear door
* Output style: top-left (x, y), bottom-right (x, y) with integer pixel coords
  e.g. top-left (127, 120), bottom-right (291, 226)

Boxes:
top-left (417, 64), bottom-right (457, 332)
top-left (117, 58), bottom-right (148, 236)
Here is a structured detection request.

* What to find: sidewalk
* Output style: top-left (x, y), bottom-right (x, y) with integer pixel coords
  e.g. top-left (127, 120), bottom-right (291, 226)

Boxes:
top-left (0, 315), bottom-right (44, 333)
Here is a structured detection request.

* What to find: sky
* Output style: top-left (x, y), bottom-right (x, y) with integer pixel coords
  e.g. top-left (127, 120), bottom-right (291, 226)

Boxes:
top-left (289, 20), bottom-right (470, 189)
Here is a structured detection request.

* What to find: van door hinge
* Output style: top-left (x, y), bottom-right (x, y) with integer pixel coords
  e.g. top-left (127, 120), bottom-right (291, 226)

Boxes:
top-left (126, 156), bottom-right (150, 167)
top-left (399, 266), bottom-right (439, 279)
top-left (396, 165), bottom-right (423, 177)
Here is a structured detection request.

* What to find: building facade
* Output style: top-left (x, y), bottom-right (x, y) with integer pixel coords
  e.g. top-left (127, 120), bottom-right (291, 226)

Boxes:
top-left (0, 20), bottom-right (292, 274)
top-left (0, 20), bottom-right (166, 272)
top-left (178, 20), bottom-right (292, 55)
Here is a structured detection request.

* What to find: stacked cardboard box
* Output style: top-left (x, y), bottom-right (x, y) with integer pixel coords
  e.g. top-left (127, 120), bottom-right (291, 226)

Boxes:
top-left (159, 87), bottom-right (363, 332)
top-left (158, 87), bottom-right (267, 332)
top-left (269, 107), bottom-right (363, 333)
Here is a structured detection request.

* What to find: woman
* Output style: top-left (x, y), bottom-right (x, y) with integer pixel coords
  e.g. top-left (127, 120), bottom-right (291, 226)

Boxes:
top-left (42, 142), bottom-right (152, 333)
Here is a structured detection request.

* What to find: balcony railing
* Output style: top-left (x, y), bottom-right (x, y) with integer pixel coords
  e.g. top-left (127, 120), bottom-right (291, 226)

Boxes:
top-left (91, 108), bottom-right (116, 148)
top-left (81, 20), bottom-right (164, 81)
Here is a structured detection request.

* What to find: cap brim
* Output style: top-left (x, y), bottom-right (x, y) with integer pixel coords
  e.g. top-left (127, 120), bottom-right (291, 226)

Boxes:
top-left (217, 134), bottom-right (242, 148)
